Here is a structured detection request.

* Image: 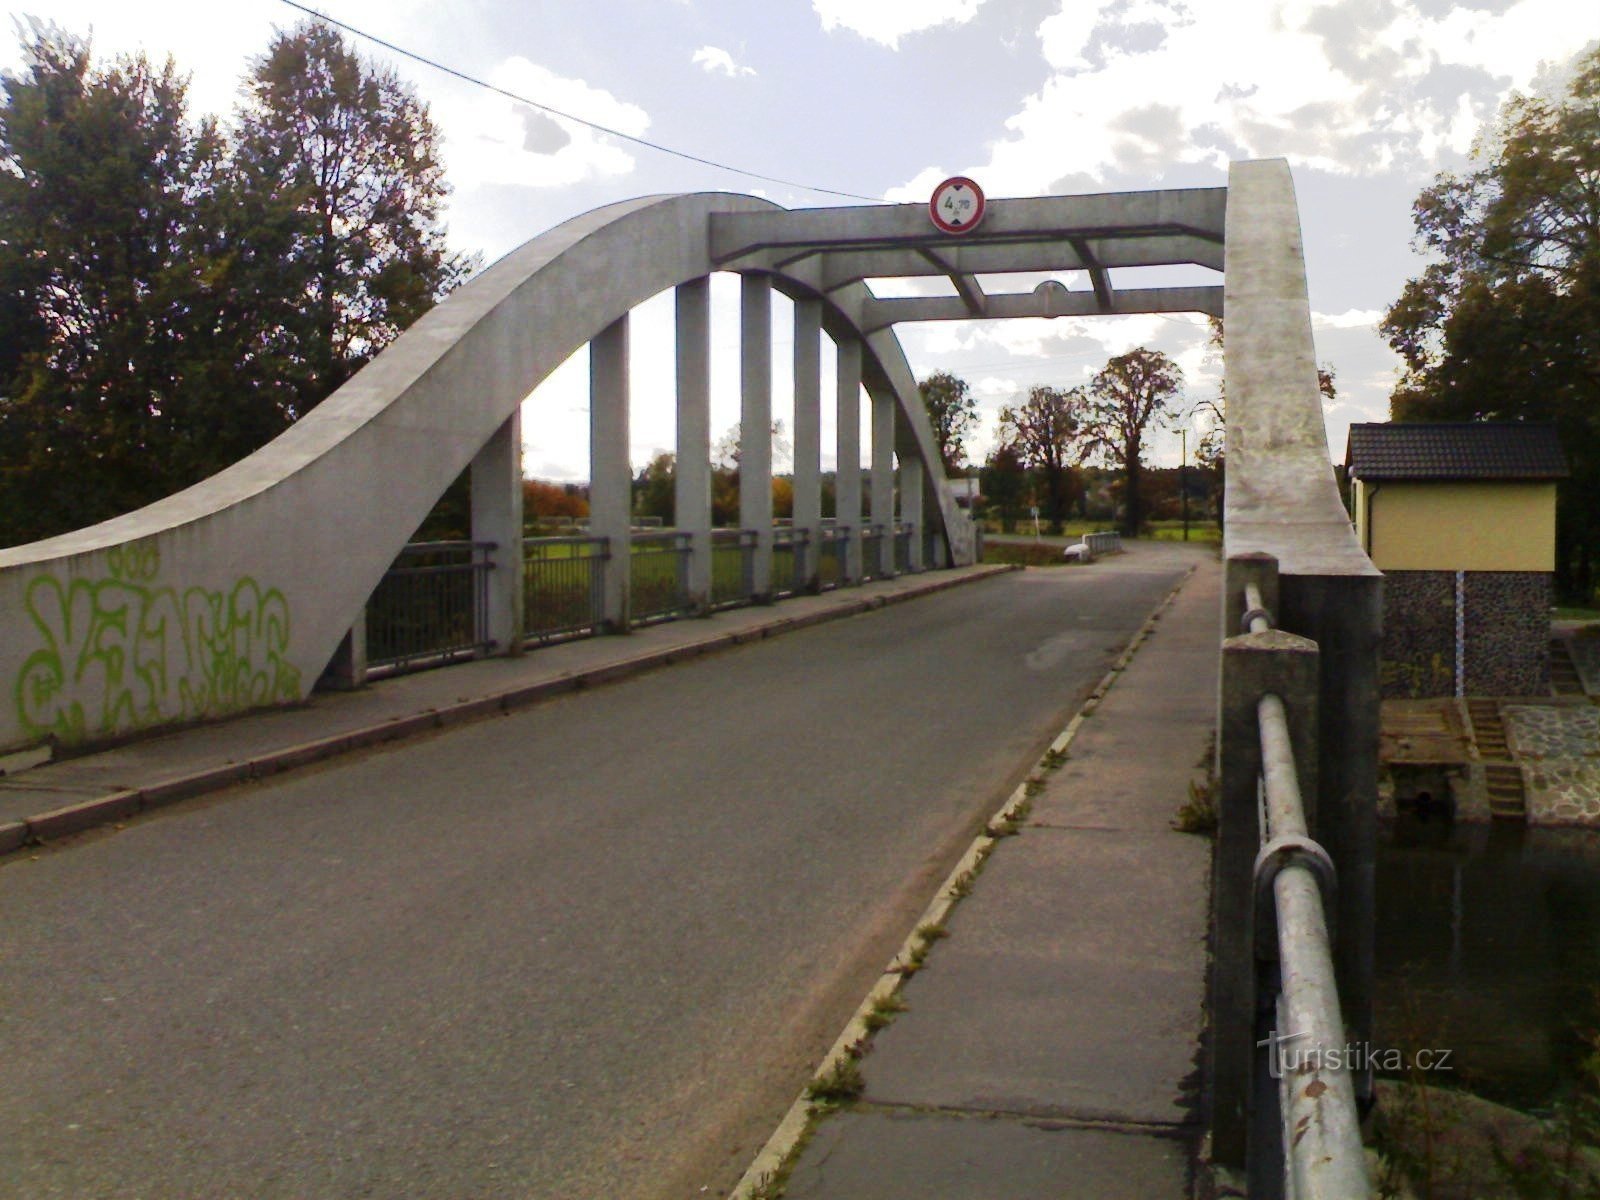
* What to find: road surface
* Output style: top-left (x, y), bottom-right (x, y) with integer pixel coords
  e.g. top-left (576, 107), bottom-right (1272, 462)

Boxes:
top-left (0, 545), bottom-right (1201, 1199)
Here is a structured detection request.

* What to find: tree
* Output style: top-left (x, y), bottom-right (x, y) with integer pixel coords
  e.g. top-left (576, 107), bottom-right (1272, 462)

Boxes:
top-left (1084, 347), bottom-right (1183, 536)
top-left (1382, 44), bottom-right (1600, 599)
top-left (0, 25), bottom-right (233, 544)
top-left (997, 386), bottom-right (1085, 534)
top-left (231, 21), bottom-right (473, 412)
top-left (980, 443), bottom-right (1028, 533)
top-left (918, 370), bottom-right (978, 472)
top-left (633, 452), bottom-right (675, 524)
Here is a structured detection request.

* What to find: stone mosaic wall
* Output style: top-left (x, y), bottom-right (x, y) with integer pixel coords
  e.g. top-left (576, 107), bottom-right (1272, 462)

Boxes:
top-left (1380, 571), bottom-right (1455, 698)
top-left (1381, 570), bottom-right (1551, 698)
top-left (1464, 572), bottom-right (1550, 696)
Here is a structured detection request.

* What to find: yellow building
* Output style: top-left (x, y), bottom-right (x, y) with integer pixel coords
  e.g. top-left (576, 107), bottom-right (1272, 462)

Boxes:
top-left (1344, 422), bottom-right (1566, 698)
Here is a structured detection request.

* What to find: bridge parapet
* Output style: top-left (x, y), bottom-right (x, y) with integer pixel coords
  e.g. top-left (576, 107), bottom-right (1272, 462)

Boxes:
top-left (1212, 160), bottom-right (1381, 1191)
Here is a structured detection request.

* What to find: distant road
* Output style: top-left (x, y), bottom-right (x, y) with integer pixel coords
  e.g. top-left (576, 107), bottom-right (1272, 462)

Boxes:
top-left (0, 544), bottom-right (1201, 1200)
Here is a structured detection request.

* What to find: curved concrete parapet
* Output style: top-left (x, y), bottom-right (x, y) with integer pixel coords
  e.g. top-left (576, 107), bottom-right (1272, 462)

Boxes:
top-left (1213, 158), bottom-right (1381, 1173)
top-left (0, 192), bottom-right (967, 753)
top-left (1222, 160), bottom-right (1377, 578)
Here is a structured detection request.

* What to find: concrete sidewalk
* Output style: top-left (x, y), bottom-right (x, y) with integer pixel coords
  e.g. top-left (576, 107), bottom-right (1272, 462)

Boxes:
top-left (0, 564), bottom-right (1011, 854)
top-left (778, 554), bottom-right (1219, 1198)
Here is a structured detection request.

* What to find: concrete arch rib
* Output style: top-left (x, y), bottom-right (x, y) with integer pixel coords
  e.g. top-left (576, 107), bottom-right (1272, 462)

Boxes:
top-left (0, 192), bottom-right (962, 752)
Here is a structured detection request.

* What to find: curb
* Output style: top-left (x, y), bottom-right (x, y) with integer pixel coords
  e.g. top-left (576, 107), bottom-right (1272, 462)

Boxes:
top-left (728, 561), bottom-right (1199, 1199)
top-left (3, 565), bottom-right (1018, 859)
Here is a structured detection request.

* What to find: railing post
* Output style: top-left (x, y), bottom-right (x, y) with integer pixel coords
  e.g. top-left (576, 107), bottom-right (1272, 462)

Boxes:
top-left (899, 459), bottom-right (924, 572)
top-left (1214, 554), bottom-right (1320, 1173)
top-left (471, 410), bottom-right (525, 654)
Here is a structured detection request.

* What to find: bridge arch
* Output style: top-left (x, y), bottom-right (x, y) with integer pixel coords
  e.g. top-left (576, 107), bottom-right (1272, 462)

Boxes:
top-left (0, 191), bottom-right (972, 752)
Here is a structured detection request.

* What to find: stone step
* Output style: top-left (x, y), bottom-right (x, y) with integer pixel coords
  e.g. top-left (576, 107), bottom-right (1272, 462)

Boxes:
top-left (1484, 764), bottom-right (1527, 821)
top-left (1550, 639), bottom-right (1584, 696)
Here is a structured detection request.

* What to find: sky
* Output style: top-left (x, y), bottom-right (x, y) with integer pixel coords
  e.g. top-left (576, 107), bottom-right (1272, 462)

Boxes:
top-left (5, 0), bottom-right (1597, 482)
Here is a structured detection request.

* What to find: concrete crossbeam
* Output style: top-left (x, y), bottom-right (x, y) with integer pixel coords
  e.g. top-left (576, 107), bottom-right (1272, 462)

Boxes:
top-left (813, 235), bottom-right (1225, 288)
top-left (710, 189), bottom-right (1227, 262)
top-left (861, 285), bottom-right (1223, 332)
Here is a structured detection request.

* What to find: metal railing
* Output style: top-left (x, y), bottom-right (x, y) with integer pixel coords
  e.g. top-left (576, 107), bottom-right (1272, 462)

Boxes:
top-left (366, 541), bottom-right (494, 672)
top-left (711, 529), bottom-right (757, 609)
top-left (1084, 530), bottom-right (1123, 555)
top-left (818, 525), bottom-right (849, 590)
top-left (523, 535), bottom-right (608, 644)
top-left (860, 524), bottom-right (887, 582)
top-left (893, 522), bottom-right (914, 574)
top-left (771, 527), bottom-right (811, 598)
top-left (630, 531), bottom-right (692, 623)
top-left (1238, 580), bottom-right (1371, 1200)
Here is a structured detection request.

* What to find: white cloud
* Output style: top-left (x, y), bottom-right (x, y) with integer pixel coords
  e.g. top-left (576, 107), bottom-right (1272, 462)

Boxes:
top-left (1313, 309), bottom-right (1383, 331)
top-left (692, 45), bottom-right (756, 77)
top-left (813, 0), bottom-right (988, 49)
top-left (957, 0), bottom-right (1597, 197)
top-left (433, 57), bottom-right (650, 190)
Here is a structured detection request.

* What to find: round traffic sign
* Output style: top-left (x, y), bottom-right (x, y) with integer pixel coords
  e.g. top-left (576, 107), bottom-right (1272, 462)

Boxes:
top-left (929, 176), bottom-right (985, 235)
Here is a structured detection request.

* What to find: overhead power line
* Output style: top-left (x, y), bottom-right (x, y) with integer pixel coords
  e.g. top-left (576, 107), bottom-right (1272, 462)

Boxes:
top-left (277, 0), bottom-right (879, 203)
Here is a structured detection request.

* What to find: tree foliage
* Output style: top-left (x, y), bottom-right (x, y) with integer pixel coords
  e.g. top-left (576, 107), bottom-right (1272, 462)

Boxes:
top-left (1382, 45), bottom-right (1600, 596)
top-left (997, 386), bottom-right (1085, 534)
top-left (917, 370), bottom-right (977, 472)
top-left (1085, 347), bottom-right (1183, 536)
top-left (0, 20), bottom-right (469, 548)
top-left (979, 443), bottom-right (1028, 533)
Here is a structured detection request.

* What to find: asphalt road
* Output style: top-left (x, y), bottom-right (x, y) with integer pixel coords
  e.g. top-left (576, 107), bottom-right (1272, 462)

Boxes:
top-left (0, 546), bottom-right (1200, 1200)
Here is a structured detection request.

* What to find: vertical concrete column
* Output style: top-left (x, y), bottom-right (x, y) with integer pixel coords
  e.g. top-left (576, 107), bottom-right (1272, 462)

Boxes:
top-left (740, 274), bottom-right (773, 598)
top-left (471, 409), bottom-right (526, 653)
top-left (898, 450), bottom-right (924, 572)
top-left (870, 387), bottom-right (896, 577)
top-left (835, 337), bottom-right (863, 582)
top-left (792, 298), bottom-right (822, 590)
top-left (675, 277), bottom-right (712, 612)
top-left (591, 314), bottom-right (631, 632)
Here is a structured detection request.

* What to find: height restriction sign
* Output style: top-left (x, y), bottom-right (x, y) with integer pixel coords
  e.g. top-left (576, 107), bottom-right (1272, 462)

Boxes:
top-left (929, 176), bottom-right (985, 234)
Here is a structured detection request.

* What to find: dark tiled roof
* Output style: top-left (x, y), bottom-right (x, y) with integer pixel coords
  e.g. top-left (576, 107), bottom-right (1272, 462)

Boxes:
top-left (1344, 422), bottom-right (1567, 481)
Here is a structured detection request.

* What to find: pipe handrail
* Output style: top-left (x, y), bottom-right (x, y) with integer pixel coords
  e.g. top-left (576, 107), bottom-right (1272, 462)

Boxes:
top-left (1243, 591), bottom-right (1372, 1200)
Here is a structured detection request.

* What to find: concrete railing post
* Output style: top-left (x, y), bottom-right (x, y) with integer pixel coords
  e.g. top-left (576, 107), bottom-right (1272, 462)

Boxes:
top-left (740, 274), bottom-right (774, 599)
top-left (591, 314), bottom-right (632, 632)
top-left (1214, 553), bottom-right (1320, 1172)
top-left (675, 277), bottom-right (712, 612)
top-left (471, 409), bottom-right (525, 653)
top-left (836, 337), bottom-right (863, 583)
top-left (793, 298), bottom-right (822, 590)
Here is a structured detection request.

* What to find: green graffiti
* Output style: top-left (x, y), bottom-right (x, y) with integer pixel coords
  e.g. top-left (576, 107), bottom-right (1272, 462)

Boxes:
top-left (14, 541), bottom-right (302, 744)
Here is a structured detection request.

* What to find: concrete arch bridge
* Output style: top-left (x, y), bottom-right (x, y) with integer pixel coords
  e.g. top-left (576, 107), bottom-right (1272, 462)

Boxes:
top-left (4, 159), bottom-right (1320, 763)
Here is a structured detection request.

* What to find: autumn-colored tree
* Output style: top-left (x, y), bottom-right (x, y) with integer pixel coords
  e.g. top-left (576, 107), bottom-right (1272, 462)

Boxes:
top-left (523, 479), bottom-right (588, 521)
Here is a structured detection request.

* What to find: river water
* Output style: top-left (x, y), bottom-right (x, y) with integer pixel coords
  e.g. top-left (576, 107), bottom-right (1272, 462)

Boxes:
top-left (1375, 819), bottom-right (1600, 1112)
